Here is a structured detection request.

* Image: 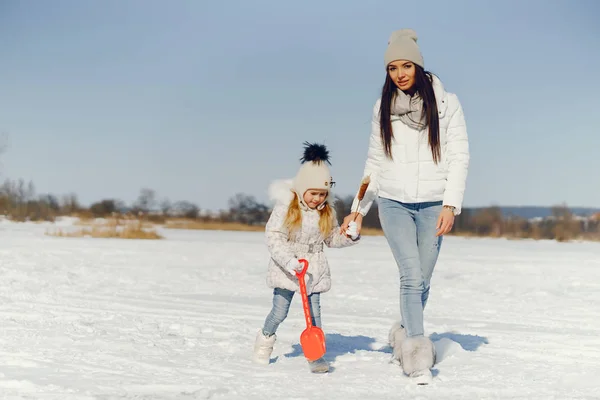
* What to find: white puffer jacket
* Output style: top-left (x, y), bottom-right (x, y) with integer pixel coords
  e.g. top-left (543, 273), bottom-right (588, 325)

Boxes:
top-left (352, 75), bottom-right (470, 215)
top-left (264, 180), bottom-right (358, 295)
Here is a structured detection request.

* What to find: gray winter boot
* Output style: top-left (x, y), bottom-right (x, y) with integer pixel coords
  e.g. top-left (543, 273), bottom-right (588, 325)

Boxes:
top-left (308, 357), bottom-right (329, 373)
top-left (389, 321), bottom-right (407, 363)
top-left (399, 336), bottom-right (436, 385)
top-left (253, 330), bottom-right (276, 365)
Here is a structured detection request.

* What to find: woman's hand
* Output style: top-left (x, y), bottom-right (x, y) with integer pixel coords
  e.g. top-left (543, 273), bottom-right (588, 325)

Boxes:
top-left (341, 213), bottom-right (363, 236)
top-left (436, 207), bottom-right (455, 236)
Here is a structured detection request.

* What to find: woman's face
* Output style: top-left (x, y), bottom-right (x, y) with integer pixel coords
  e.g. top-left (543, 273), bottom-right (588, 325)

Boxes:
top-left (387, 60), bottom-right (416, 91)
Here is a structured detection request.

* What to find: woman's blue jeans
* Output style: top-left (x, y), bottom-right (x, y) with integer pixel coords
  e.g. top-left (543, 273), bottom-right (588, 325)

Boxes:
top-left (378, 197), bottom-right (443, 337)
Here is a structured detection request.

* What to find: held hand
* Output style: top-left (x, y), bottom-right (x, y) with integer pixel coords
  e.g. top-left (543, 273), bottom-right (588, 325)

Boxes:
top-left (346, 221), bottom-right (360, 240)
top-left (340, 213), bottom-right (363, 236)
top-left (436, 208), bottom-right (455, 237)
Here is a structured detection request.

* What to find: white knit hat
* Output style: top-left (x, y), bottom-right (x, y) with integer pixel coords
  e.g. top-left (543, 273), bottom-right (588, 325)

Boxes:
top-left (293, 142), bottom-right (333, 208)
top-left (384, 28), bottom-right (424, 68)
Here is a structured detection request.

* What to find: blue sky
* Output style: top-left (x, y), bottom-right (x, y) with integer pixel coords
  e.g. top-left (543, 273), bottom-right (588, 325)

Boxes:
top-left (0, 0), bottom-right (598, 211)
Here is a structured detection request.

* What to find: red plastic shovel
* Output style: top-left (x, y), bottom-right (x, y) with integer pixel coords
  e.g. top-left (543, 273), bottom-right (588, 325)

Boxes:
top-left (295, 259), bottom-right (326, 361)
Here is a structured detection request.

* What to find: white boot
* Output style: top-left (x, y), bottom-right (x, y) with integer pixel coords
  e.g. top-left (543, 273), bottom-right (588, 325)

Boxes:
top-left (253, 330), bottom-right (276, 365)
top-left (399, 336), bottom-right (436, 385)
top-left (409, 368), bottom-right (433, 385)
top-left (389, 321), bottom-right (407, 363)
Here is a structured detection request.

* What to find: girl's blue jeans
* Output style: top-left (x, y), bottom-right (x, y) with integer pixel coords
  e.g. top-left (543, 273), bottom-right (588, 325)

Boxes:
top-left (262, 288), bottom-right (321, 336)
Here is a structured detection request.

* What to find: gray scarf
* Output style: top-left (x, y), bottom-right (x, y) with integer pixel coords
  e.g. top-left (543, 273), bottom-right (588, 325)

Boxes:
top-left (391, 89), bottom-right (426, 131)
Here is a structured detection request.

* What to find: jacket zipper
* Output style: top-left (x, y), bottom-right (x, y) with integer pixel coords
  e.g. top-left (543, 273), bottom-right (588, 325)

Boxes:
top-left (416, 129), bottom-right (421, 201)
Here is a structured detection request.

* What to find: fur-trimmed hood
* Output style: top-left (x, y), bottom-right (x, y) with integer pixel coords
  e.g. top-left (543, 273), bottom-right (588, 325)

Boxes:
top-left (268, 179), bottom-right (295, 206)
top-left (268, 179), bottom-right (335, 210)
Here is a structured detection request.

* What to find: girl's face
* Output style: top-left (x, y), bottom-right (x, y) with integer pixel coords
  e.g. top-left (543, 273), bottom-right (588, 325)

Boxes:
top-left (303, 189), bottom-right (328, 209)
top-left (387, 60), bottom-right (416, 91)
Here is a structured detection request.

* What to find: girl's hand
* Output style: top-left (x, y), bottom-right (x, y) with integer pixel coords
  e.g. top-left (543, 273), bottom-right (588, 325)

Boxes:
top-left (436, 207), bottom-right (455, 237)
top-left (346, 221), bottom-right (360, 240)
top-left (341, 213), bottom-right (363, 236)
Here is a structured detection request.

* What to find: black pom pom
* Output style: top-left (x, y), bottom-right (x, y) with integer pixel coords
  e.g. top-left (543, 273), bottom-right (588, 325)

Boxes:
top-left (300, 142), bottom-right (331, 165)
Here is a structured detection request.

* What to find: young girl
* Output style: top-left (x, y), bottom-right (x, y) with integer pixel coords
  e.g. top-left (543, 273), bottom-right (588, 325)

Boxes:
top-left (253, 142), bottom-right (360, 373)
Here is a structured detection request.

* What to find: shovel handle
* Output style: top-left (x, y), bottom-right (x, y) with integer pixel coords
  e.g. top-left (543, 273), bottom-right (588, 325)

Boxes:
top-left (296, 258), bottom-right (309, 277)
top-left (295, 259), bottom-right (313, 329)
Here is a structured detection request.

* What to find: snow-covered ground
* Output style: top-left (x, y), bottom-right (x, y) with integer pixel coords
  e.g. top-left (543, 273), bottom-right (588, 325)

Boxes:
top-left (0, 220), bottom-right (599, 399)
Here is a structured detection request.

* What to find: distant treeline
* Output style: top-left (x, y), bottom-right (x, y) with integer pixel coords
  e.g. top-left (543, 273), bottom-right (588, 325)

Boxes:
top-left (331, 195), bottom-right (600, 242)
top-left (1, 178), bottom-right (598, 242)
top-left (208, 192), bottom-right (600, 242)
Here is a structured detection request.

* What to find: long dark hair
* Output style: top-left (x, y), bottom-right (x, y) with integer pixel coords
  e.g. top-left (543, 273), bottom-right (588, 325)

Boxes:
top-left (379, 65), bottom-right (440, 163)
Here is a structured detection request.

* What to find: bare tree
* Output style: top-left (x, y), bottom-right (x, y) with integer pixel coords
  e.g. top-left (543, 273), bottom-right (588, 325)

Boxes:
top-left (60, 193), bottom-right (81, 214)
top-left (133, 188), bottom-right (157, 213)
top-left (228, 193), bottom-right (269, 225)
top-left (160, 198), bottom-right (172, 216)
top-left (172, 200), bottom-right (200, 219)
top-left (90, 199), bottom-right (125, 217)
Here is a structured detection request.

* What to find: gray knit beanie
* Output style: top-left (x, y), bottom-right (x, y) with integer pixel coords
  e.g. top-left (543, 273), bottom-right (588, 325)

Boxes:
top-left (384, 29), bottom-right (424, 68)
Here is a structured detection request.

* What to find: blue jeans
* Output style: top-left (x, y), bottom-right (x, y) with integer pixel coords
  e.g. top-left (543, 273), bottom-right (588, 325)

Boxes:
top-left (262, 288), bottom-right (321, 336)
top-left (378, 197), bottom-right (443, 337)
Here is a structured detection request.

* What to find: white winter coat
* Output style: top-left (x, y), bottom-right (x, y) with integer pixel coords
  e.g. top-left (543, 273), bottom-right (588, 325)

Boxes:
top-left (352, 75), bottom-right (470, 215)
top-left (265, 180), bottom-right (358, 295)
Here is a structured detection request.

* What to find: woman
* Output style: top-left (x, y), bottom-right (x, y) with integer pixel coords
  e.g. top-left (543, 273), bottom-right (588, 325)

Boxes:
top-left (341, 29), bottom-right (469, 383)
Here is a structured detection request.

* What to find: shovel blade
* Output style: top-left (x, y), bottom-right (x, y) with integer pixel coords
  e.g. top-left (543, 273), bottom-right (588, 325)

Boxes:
top-left (300, 326), bottom-right (326, 361)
